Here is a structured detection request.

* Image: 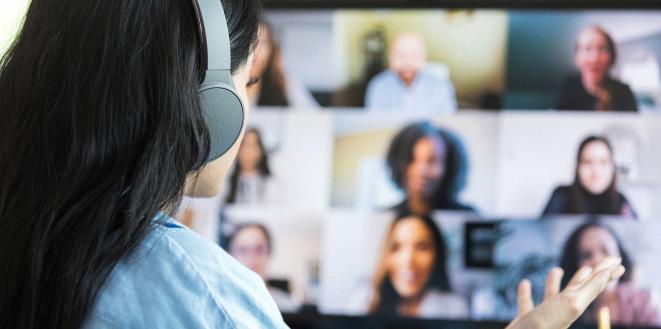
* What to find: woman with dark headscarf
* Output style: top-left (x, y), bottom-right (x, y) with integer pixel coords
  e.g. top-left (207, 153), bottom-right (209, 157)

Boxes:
top-left (542, 136), bottom-right (636, 218)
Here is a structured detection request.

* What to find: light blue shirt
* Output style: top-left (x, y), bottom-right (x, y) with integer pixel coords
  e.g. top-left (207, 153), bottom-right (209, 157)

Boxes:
top-left (84, 216), bottom-right (289, 329)
top-left (365, 67), bottom-right (457, 113)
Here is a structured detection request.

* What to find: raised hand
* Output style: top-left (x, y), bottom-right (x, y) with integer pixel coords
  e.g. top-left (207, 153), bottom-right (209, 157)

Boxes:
top-left (506, 257), bottom-right (625, 329)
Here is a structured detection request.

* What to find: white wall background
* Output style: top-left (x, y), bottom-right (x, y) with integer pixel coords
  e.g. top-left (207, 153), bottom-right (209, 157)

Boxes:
top-left (0, 0), bottom-right (29, 54)
top-left (581, 11), bottom-right (661, 42)
top-left (645, 116), bottom-right (661, 219)
top-left (265, 11), bottom-right (340, 92)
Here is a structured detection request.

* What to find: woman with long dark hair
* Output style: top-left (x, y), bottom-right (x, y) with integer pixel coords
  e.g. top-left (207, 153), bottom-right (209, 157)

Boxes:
top-left (247, 20), bottom-right (319, 109)
top-left (248, 21), bottom-right (288, 107)
top-left (367, 214), bottom-right (468, 318)
top-left (386, 121), bottom-right (474, 216)
top-left (0, 0), bottom-right (288, 328)
top-left (224, 127), bottom-right (276, 204)
top-left (558, 222), bottom-right (659, 326)
top-left (542, 136), bottom-right (636, 218)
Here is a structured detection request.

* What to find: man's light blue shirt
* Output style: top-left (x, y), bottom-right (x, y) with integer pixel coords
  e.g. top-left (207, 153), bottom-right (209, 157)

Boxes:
top-left (84, 217), bottom-right (289, 329)
top-left (365, 67), bottom-right (457, 113)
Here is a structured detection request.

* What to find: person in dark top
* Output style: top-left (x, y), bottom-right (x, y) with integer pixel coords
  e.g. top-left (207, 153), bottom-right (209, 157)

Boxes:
top-left (386, 121), bottom-right (475, 217)
top-left (559, 222), bottom-right (659, 326)
top-left (542, 136), bottom-right (636, 218)
top-left (224, 127), bottom-right (275, 205)
top-left (556, 26), bottom-right (638, 112)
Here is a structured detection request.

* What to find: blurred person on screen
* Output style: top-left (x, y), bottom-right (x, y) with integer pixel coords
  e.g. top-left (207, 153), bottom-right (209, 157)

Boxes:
top-left (227, 223), bottom-right (302, 313)
top-left (224, 127), bottom-right (279, 205)
top-left (365, 32), bottom-right (457, 113)
top-left (364, 214), bottom-right (468, 319)
top-left (556, 26), bottom-right (638, 112)
top-left (507, 256), bottom-right (625, 329)
top-left (542, 136), bottom-right (636, 218)
top-left (247, 21), bottom-right (319, 109)
top-left (558, 222), bottom-right (659, 326)
top-left (386, 121), bottom-right (474, 216)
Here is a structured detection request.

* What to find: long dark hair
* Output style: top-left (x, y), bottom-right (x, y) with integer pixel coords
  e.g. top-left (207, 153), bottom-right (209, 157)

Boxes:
top-left (432, 128), bottom-right (469, 208)
top-left (225, 127), bottom-right (272, 204)
top-left (368, 214), bottom-right (451, 316)
top-left (568, 136), bottom-right (622, 214)
top-left (386, 121), bottom-right (468, 212)
top-left (255, 21), bottom-right (289, 107)
top-left (0, 0), bottom-right (259, 328)
top-left (559, 221), bottom-right (632, 289)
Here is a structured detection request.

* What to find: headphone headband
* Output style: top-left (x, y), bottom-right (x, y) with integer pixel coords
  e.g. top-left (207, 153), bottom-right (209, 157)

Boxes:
top-left (190, 0), bottom-right (232, 72)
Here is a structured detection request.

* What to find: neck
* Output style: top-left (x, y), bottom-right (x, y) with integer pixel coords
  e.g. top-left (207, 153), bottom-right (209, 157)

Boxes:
top-left (581, 74), bottom-right (605, 95)
top-left (408, 196), bottom-right (431, 215)
top-left (580, 184), bottom-right (610, 198)
top-left (240, 168), bottom-right (259, 176)
top-left (398, 294), bottom-right (424, 317)
top-left (398, 73), bottom-right (417, 87)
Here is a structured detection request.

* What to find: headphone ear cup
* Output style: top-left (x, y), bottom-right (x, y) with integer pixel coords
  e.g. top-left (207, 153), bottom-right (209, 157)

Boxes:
top-left (200, 83), bottom-right (245, 162)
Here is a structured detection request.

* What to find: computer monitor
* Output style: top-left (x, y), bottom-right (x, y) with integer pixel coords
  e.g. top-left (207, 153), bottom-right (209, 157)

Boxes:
top-left (176, 3), bottom-right (661, 328)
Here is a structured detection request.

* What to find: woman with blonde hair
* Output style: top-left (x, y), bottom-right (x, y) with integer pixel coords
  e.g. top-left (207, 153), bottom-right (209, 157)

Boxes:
top-left (557, 26), bottom-right (637, 112)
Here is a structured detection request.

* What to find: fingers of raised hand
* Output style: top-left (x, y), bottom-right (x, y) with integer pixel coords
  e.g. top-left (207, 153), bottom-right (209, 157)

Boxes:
top-left (517, 279), bottom-right (534, 316)
top-left (565, 266), bottom-right (594, 290)
top-left (593, 257), bottom-right (622, 274)
top-left (557, 257), bottom-right (625, 321)
top-left (544, 267), bottom-right (564, 302)
top-left (574, 263), bottom-right (625, 308)
top-left (565, 257), bottom-right (621, 291)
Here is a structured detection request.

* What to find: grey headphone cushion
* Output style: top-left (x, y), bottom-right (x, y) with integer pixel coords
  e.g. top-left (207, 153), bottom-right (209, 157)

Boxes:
top-left (200, 83), bottom-right (245, 161)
